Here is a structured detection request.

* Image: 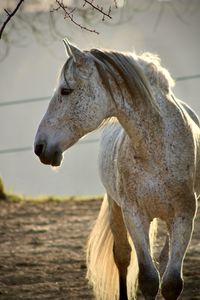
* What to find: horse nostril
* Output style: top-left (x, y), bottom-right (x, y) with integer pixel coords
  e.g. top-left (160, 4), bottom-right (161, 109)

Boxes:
top-left (34, 143), bottom-right (45, 157)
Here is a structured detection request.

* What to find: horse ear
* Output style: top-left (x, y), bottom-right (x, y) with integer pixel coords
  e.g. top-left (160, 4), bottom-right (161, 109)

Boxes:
top-left (63, 39), bottom-right (84, 64)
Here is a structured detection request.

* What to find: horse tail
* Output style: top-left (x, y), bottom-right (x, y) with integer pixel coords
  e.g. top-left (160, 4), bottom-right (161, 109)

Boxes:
top-left (86, 194), bottom-right (157, 300)
top-left (86, 194), bottom-right (119, 299)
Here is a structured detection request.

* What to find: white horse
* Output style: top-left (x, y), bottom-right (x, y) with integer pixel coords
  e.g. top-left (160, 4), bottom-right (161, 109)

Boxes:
top-left (34, 40), bottom-right (200, 300)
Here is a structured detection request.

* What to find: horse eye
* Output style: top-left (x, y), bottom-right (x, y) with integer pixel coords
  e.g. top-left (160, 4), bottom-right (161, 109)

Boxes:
top-left (60, 88), bottom-right (73, 96)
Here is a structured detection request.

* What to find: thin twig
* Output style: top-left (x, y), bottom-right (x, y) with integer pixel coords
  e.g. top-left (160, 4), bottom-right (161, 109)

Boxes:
top-left (0, 0), bottom-right (25, 39)
top-left (52, 0), bottom-right (100, 34)
top-left (83, 0), bottom-right (112, 19)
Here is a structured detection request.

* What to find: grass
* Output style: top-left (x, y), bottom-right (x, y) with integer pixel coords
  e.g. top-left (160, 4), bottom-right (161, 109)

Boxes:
top-left (0, 177), bottom-right (6, 199)
top-left (5, 192), bottom-right (103, 203)
top-left (0, 177), bottom-right (103, 203)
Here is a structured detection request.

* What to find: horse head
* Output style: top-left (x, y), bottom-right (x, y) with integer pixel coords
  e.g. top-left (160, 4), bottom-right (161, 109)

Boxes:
top-left (34, 40), bottom-right (112, 166)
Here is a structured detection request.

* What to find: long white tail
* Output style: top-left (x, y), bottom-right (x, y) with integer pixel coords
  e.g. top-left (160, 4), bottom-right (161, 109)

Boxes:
top-left (87, 194), bottom-right (157, 300)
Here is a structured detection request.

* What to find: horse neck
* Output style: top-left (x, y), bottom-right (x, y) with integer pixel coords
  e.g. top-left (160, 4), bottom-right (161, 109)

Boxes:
top-left (112, 84), bottom-right (162, 158)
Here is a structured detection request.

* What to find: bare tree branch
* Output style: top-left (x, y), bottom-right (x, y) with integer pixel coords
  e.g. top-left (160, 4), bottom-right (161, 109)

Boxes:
top-left (1, 0), bottom-right (197, 62)
top-left (51, 0), bottom-right (98, 34)
top-left (51, 0), bottom-right (114, 34)
top-left (0, 0), bottom-right (116, 39)
top-left (0, 0), bottom-right (25, 39)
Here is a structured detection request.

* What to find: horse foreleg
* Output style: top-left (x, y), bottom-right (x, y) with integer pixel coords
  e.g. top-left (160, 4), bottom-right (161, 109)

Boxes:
top-left (108, 195), bottom-right (131, 300)
top-left (122, 204), bottom-right (159, 300)
top-left (159, 235), bottom-right (169, 276)
top-left (161, 207), bottom-right (196, 300)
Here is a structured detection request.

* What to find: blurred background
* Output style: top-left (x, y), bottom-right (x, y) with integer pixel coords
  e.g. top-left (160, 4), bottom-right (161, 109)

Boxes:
top-left (0, 0), bottom-right (200, 196)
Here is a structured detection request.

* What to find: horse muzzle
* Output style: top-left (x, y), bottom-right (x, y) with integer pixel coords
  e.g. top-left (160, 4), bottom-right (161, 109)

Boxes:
top-left (34, 140), bottom-right (63, 167)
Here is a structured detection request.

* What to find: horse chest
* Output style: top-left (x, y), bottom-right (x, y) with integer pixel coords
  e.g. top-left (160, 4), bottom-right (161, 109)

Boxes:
top-left (117, 149), bottom-right (191, 220)
top-left (119, 168), bottom-right (174, 220)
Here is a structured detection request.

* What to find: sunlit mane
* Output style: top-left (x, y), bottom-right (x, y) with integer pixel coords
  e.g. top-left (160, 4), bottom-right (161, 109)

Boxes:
top-left (89, 49), bottom-right (174, 116)
top-left (138, 52), bottom-right (175, 92)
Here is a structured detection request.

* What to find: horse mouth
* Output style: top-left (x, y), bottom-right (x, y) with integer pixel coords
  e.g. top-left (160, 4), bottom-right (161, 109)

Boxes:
top-left (35, 144), bottom-right (63, 167)
top-left (34, 137), bottom-right (79, 167)
top-left (42, 151), bottom-right (63, 166)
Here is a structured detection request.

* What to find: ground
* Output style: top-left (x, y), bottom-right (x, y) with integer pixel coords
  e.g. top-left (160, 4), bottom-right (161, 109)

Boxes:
top-left (0, 198), bottom-right (199, 300)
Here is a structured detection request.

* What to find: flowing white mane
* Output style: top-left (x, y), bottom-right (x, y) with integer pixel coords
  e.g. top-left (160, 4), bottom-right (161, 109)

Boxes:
top-left (138, 52), bottom-right (175, 92)
top-left (89, 49), bottom-right (174, 115)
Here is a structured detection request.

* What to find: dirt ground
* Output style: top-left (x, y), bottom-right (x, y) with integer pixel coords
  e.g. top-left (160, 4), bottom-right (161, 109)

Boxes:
top-left (0, 198), bottom-right (199, 300)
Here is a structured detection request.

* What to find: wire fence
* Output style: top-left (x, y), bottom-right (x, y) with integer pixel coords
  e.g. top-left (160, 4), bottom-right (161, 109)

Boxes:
top-left (0, 73), bottom-right (199, 155)
top-left (175, 74), bottom-right (200, 82)
top-left (0, 96), bottom-right (49, 107)
top-left (0, 74), bottom-right (200, 108)
top-left (0, 139), bottom-right (100, 155)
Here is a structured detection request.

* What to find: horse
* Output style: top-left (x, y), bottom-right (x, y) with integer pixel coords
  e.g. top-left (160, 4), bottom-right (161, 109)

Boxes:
top-left (34, 39), bottom-right (200, 300)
